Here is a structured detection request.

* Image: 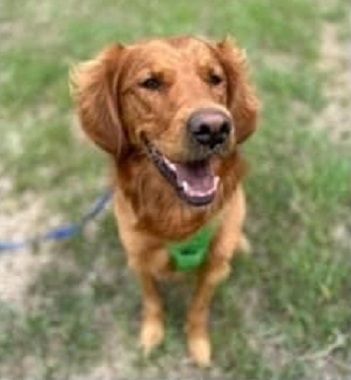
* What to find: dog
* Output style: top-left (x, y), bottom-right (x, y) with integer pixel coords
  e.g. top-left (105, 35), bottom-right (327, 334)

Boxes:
top-left (70, 36), bottom-right (259, 366)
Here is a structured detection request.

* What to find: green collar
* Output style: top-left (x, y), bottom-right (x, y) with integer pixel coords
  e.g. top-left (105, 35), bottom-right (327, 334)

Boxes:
top-left (168, 222), bottom-right (218, 272)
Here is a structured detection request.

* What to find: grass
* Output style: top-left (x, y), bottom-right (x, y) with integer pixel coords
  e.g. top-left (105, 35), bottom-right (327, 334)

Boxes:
top-left (0, 0), bottom-right (350, 379)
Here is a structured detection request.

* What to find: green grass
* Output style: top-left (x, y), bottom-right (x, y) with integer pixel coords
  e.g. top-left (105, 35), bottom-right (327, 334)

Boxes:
top-left (0, 0), bottom-right (350, 379)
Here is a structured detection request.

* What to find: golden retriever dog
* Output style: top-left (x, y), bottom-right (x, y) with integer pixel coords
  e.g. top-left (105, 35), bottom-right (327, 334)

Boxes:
top-left (70, 36), bottom-right (259, 366)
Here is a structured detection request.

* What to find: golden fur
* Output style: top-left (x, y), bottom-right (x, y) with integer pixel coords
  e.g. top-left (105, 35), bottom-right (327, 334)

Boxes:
top-left (70, 36), bottom-right (259, 366)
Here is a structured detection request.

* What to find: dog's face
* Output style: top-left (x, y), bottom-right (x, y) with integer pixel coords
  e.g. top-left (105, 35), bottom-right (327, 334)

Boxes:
top-left (71, 37), bottom-right (259, 207)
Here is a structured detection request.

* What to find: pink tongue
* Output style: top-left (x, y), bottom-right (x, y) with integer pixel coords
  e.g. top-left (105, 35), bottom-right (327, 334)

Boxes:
top-left (175, 161), bottom-right (214, 192)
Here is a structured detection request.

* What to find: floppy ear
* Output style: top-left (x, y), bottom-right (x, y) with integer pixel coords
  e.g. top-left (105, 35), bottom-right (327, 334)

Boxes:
top-left (70, 44), bottom-right (127, 158)
top-left (216, 38), bottom-right (260, 144)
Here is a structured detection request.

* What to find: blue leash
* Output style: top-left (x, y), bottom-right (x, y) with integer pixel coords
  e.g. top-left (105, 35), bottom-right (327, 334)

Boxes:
top-left (0, 190), bottom-right (113, 254)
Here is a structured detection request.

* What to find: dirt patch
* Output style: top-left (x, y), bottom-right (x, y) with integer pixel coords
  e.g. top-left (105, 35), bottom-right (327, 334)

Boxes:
top-left (0, 178), bottom-right (60, 306)
top-left (313, 16), bottom-right (351, 144)
top-left (0, 250), bottom-right (50, 306)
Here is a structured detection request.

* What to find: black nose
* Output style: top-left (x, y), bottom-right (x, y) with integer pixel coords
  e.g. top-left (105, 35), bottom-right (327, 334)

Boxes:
top-left (187, 109), bottom-right (233, 149)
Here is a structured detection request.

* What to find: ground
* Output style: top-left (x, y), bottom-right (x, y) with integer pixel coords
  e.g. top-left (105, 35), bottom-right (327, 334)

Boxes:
top-left (0, 0), bottom-right (350, 379)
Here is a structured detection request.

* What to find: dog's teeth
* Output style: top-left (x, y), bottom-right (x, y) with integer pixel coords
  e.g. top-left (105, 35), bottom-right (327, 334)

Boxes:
top-left (182, 180), bottom-right (189, 193)
top-left (164, 157), bottom-right (176, 172)
top-left (214, 176), bottom-right (220, 189)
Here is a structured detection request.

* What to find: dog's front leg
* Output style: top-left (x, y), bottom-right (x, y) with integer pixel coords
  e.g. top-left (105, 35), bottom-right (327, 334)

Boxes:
top-left (186, 258), bottom-right (231, 367)
top-left (126, 246), bottom-right (168, 356)
top-left (116, 199), bottom-right (167, 355)
top-left (137, 271), bottom-right (165, 355)
top-left (186, 186), bottom-right (247, 367)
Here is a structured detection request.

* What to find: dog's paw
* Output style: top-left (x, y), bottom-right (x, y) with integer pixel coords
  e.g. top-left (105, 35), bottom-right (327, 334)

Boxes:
top-left (140, 318), bottom-right (165, 356)
top-left (188, 336), bottom-right (212, 367)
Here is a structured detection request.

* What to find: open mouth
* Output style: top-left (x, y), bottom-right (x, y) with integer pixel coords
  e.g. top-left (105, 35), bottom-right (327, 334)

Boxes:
top-left (144, 139), bottom-right (219, 207)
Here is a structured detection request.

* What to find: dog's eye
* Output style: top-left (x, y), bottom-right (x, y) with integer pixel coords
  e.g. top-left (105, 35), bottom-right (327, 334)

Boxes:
top-left (208, 73), bottom-right (223, 86)
top-left (140, 77), bottom-right (163, 90)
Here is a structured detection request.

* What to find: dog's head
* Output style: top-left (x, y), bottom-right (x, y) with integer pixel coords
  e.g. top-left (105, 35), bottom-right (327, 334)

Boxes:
top-left (71, 37), bottom-right (259, 207)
